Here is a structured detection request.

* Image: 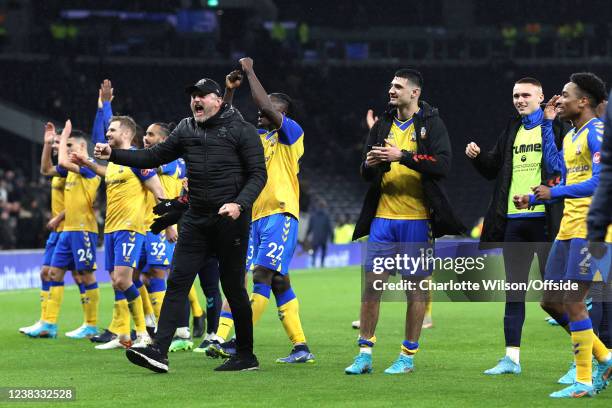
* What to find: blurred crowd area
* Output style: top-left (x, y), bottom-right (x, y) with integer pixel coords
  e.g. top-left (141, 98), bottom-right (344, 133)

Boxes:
top-left (0, 163), bottom-right (49, 249)
top-left (0, 0), bottom-right (611, 61)
top-left (0, 0), bottom-right (610, 249)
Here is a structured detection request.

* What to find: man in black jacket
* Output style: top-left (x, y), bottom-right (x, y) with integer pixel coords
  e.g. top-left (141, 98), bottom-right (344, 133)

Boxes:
top-left (587, 94), bottom-right (612, 356)
top-left (346, 69), bottom-right (464, 376)
top-left (466, 77), bottom-right (567, 376)
top-left (94, 78), bottom-right (267, 373)
top-left (588, 93), bottom-right (612, 251)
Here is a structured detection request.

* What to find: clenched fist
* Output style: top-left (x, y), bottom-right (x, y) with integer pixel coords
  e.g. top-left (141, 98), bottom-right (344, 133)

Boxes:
top-left (94, 143), bottom-right (112, 160)
top-left (465, 142), bottom-right (480, 159)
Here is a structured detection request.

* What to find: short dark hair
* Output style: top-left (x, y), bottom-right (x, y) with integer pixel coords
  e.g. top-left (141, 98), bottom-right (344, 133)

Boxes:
top-left (394, 68), bottom-right (424, 89)
top-left (153, 122), bottom-right (176, 138)
top-left (110, 115), bottom-right (138, 137)
top-left (515, 77), bottom-right (542, 88)
top-left (132, 124), bottom-right (144, 148)
top-left (68, 129), bottom-right (88, 146)
top-left (270, 93), bottom-right (293, 115)
top-left (570, 72), bottom-right (607, 108)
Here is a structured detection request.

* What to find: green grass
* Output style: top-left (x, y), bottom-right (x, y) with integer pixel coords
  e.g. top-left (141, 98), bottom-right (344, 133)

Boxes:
top-left (1, 266), bottom-right (610, 407)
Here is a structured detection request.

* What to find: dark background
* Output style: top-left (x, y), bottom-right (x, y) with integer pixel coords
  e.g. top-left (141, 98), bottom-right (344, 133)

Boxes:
top-left (0, 0), bottom-right (610, 248)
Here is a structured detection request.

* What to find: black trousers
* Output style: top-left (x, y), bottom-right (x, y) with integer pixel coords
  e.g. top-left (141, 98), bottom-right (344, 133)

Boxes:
top-left (502, 217), bottom-right (549, 347)
top-left (503, 217), bottom-right (549, 294)
top-left (311, 242), bottom-right (327, 267)
top-left (198, 257), bottom-right (222, 334)
top-left (155, 209), bottom-right (253, 358)
top-left (177, 256), bottom-right (222, 332)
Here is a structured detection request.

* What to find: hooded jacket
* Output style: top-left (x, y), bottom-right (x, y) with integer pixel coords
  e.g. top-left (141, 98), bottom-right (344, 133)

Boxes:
top-left (353, 101), bottom-right (466, 240)
top-left (471, 112), bottom-right (568, 246)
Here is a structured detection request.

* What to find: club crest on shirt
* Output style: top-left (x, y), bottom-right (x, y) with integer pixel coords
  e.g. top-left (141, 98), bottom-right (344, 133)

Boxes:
top-left (593, 152), bottom-right (601, 164)
top-left (420, 127), bottom-right (427, 139)
top-left (575, 145), bottom-right (582, 155)
top-left (410, 131), bottom-right (416, 142)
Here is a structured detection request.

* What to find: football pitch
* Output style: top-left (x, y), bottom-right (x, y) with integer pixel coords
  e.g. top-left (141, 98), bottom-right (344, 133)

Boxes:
top-left (1, 266), bottom-right (611, 407)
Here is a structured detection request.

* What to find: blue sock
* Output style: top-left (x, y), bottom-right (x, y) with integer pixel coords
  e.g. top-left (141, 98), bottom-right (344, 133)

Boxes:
top-left (503, 302), bottom-right (525, 347)
top-left (556, 313), bottom-right (570, 327)
top-left (274, 287), bottom-right (296, 307)
top-left (601, 301), bottom-right (612, 348)
top-left (590, 301), bottom-right (604, 337)
top-left (42, 280), bottom-right (51, 291)
top-left (199, 257), bottom-right (221, 334)
top-left (148, 278), bottom-right (166, 293)
top-left (85, 282), bottom-right (98, 291)
top-left (123, 284), bottom-right (140, 302)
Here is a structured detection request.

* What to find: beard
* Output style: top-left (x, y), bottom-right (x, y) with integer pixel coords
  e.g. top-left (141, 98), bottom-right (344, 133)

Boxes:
top-left (193, 105), bottom-right (218, 123)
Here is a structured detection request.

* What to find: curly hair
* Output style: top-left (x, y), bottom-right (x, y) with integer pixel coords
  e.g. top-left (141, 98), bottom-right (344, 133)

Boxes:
top-left (570, 72), bottom-right (607, 108)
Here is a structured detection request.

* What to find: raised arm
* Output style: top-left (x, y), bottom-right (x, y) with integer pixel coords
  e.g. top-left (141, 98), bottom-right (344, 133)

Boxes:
top-left (223, 70), bottom-right (243, 106)
top-left (57, 120), bottom-right (83, 174)
top-left (541, 96), bottom-right (566, 175)
top-left (98, 121), bottom-right (184, 168)
top-left (239, 57), bottom-right (283, 129)
top-left (40, 122), bottom-right (60, 176)
top-left (92, 79), bottom-right (114, 144)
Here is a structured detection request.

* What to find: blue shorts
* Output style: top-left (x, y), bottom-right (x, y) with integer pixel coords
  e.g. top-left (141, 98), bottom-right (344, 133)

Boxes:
top-left (104, 231), bottom-right (145, 271)
top-left (138, 231), bottom-right (175, 271)
top-left (544, 239), bottom-right (599, 282)
top-left (247, 214), bottom-right (298, 275)
top-left (366, 218), bottom-right (432, 276)
top-left (591, 243), bottom-right (611, 283)
top-left (42, 231), bottom-right (61, 266)
top-left (50, 231), bottom-right (98, 271)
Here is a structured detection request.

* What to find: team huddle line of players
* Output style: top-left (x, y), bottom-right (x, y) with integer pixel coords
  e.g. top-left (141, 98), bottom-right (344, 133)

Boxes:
top-left (19, 59), bottom-right (314, 365)
top-left (15, 59), bottom-right (612, 398)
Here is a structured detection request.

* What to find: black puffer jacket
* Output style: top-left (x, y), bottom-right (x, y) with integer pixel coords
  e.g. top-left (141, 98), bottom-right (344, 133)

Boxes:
top-left (471, 115), bottom-right (568, 247)
top-left (587, 90), bottom-right (612, 242)
top-left (109, 103), bottom-right (267, 214)
top-left (353, 101), bottom-right (466, 240)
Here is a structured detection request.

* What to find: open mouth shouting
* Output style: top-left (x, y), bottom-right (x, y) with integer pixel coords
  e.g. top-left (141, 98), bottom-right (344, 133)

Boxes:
top-left (193, 102), bottom-right (205, 118)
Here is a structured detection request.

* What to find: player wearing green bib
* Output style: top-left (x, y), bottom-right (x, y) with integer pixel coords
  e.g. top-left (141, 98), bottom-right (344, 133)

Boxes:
top-left (466, 77), bottom-right (568, 375)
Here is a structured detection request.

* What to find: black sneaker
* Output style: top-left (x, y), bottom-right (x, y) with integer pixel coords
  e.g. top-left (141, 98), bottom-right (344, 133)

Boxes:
top-left (214, 355), bottom-right (259, 371)
top-left (146, 326), bottom-right (156, 338)
top-left (90, 329), bottom-right (116, 343)
top-left (192, 314), bottom-right (206, 338)
top-left (126, 345), bottom-right (169, 373)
